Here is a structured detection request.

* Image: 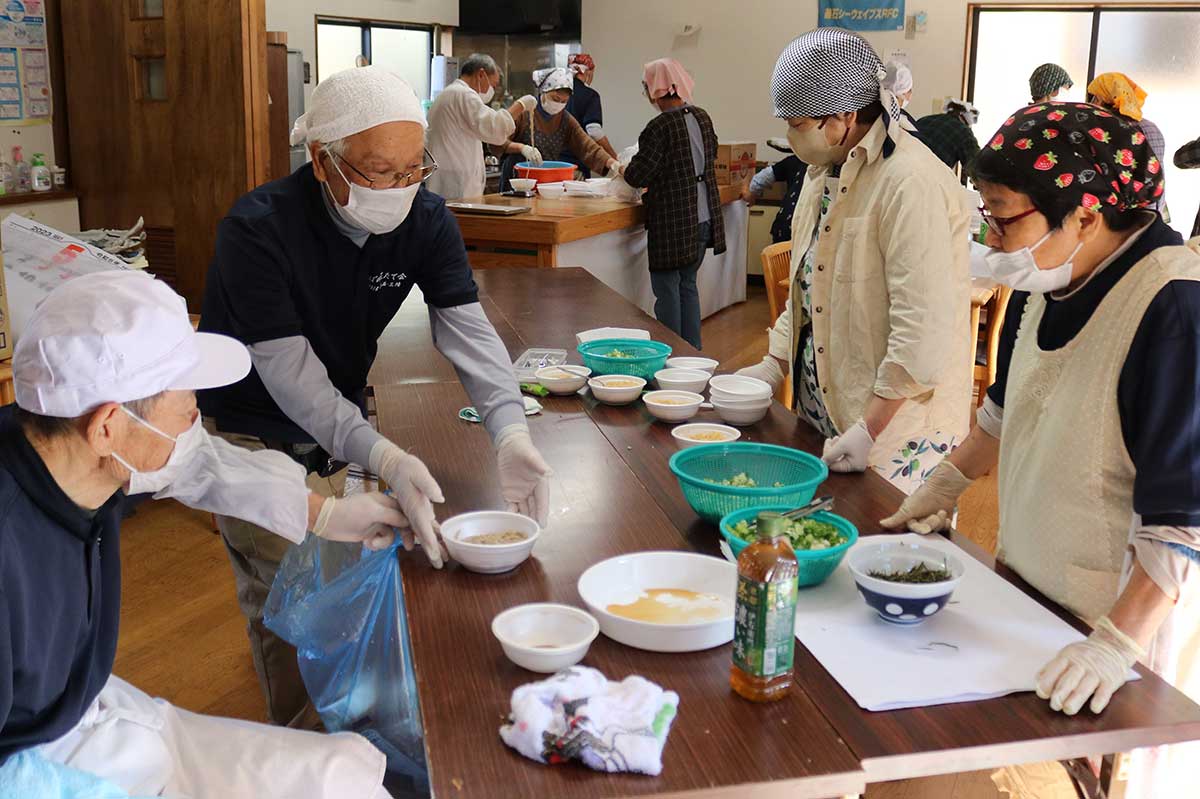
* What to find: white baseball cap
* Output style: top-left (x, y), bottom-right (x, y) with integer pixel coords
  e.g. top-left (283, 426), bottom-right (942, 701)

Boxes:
top-left (13, 270), bottom-right (251, 417)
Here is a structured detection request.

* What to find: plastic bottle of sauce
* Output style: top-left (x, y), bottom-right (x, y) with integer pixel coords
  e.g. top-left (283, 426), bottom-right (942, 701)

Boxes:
top-left (31, 152), bottom-right (51, 191)
top-left (731, 511), bottom-right (799, 702)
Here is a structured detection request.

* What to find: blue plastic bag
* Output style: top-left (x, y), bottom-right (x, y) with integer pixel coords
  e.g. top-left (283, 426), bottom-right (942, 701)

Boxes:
top-left (264, 535), bottom-right (428, 793)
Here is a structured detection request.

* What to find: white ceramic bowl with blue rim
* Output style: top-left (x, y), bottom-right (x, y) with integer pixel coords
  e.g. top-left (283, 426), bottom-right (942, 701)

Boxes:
top-left (847, 539), bottom-right (965, 624)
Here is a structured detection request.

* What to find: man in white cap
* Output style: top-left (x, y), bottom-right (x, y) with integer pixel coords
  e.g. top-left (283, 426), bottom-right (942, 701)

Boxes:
top-left (198, 65), bottom-right (552, 726)
top-left (426, 53), bottom-right (537, 199)
top-left (0, 270), bottom-right (400, 796)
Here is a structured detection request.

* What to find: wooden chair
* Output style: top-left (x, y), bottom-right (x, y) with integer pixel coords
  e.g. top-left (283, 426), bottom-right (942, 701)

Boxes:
top-left (971, 284), bottom-right (1013, 407)
top-left (759, 240), bottom-right (794, 409)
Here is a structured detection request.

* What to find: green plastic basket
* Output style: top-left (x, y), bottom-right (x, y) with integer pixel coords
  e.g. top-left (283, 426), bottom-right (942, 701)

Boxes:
top-left (577, 338), bottom-right (672, 380)
top-left (719, 505), bottom-right (858, 587)
top-left (668, 442), bottom-right (829, 523)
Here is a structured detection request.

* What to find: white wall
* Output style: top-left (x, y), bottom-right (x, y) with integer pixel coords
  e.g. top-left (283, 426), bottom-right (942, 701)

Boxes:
top-left (580, 0), bottom-right (1134, 157)
top-left (265, 0), bottom-right (458, 104)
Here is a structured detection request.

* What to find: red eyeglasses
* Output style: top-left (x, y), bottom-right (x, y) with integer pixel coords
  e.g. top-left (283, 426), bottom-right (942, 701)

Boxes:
top-left (978, 205), bottom-right (1037, 236)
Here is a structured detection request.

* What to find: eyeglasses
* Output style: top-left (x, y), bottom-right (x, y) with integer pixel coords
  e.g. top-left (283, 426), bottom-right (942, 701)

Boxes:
top-left (978, 205), bottom-right (1037, 236)
top-left (326, 147), bottom-right (439, 190)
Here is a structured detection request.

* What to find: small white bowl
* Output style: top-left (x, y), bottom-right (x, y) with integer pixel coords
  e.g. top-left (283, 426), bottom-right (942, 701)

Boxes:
top-left (711, 398), bottom-right (771, 427)
top-left (671, 423), bottom-right (741, 448)
top-left (588, 375), bottom-right (646, 405)
top-left (665, 356), bottom-right (719, 374)
top-left (441, 511), bottom-right (540, 574)
top-left (708, 393), bottom-right (773, 408)
top-left (491, 603), bottom-right (600, 672)
top-left (643, 390), bottom-right (704, 423)
top-left (510, 178), bottom-right (537, 192)
top-left (577, 551), bottom-right (737, 652)
top-left (536, 365), bottom-right (591, 395)
top-left (709, 374), bottom-right (773, 398)
top-left (654, 368), bottom-right (711, 394)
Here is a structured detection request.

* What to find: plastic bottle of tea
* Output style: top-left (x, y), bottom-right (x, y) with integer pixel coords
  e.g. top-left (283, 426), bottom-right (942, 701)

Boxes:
top-left (731, 512), bottom-right (799, 702)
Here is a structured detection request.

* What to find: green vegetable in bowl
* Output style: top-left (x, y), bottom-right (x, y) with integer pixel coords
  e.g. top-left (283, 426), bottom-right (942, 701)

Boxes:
top-left (869, 561), bottom-right (953, 583)
top-left (704, 472), bottom-right (758, 487)
top-left (605, 349), bottom-right (635, 359)
top-left (730, 517), bottom-right (847, 551)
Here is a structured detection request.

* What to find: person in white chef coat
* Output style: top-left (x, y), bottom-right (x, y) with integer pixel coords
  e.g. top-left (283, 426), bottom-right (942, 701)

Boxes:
top-left (426, 53), bottom-right (537, 200)
top-left (0, 270), bottom-right (399, 798)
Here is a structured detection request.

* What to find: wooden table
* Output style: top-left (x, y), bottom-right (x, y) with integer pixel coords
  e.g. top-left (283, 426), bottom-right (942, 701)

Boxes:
top-left (451, 185), bottom-right (742, 269)
top-left (371, 269), bottom-right (1200, 798)
top-left (0, 359), bottom-right (12, 406)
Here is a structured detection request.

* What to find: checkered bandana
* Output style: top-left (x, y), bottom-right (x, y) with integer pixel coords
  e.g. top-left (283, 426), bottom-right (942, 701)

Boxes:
top-left (1028, 63), bottom-right (1073, 101)
top-left (984, 102), bottom-right (1164, 212)
top-left (771, 28), bottom-right (898, 120)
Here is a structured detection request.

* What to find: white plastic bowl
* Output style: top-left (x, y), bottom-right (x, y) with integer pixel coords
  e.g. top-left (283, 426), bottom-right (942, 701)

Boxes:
top-left (441, 511), bottom-right (540, 574)
top-left (708, 392), bottom-right (773, 408)
top-left (671, 423), bottom-right (741, 448)
top-left (643, 390), bottom-right (704, 423)
top-left (588, 375), bottom-right (646, 405)
top-left (577, 551), bottom-right (737, 652)
top-left (709, 374), bottom-right (773, 398)
top-left (665, 356), bottom-right (719, 374)
top-left (536, 365), bottom-right (591, 395)
top-left (491, 603), bottom-right (600, 672)
top-left (509, 178), bottom-right (537, 192)
top-left (847, 540), bottom-right (965, 625)
top-left (654, 368), bottom-right (710, 394)
top-left (711, 398), bottom-right (771, 427)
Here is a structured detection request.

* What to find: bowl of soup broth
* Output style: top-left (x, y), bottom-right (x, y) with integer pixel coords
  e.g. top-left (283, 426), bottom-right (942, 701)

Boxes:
top-left (576, 552), bottom-right (736, 652)
top-left (441, 511), bottom-right (540, 574)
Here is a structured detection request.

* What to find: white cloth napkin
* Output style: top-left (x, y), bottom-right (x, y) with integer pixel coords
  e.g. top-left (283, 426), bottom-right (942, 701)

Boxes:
top-left (499, 667), bottom-right (679, 776)
top-left (793, 534), bottom-right (1138, 711)
top-left (575, 327), bottom-right (651, 344)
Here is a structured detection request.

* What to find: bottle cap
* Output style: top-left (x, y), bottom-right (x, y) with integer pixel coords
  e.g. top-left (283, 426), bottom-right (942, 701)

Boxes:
top-left (755, 511), bottom-right (788, 541)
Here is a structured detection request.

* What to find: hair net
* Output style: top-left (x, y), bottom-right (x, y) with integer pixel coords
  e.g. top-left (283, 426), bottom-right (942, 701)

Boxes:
top-left (1087, 72), bottom-right (1147, 122)
top-left (642, 58), bottom-right (695, 103)
top-left (883, 61), bottom-right (912, 96)
top-left (290, 66), bottom-right (425, 146)
top-left (533, 67), bottom-right (573, 93)
top-left (944, 98), bottom-right (980, 125)
top-left (568, 53), bottom-right (595, 75)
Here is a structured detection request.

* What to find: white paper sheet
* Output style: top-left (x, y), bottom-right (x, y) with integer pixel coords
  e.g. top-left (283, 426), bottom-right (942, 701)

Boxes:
top-left (793, 534), bottom-right (1137, 712)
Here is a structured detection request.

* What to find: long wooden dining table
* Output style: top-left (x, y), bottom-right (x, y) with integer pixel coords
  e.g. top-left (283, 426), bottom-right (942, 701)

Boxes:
top-left (368, 268), bottom-right (1200, 798)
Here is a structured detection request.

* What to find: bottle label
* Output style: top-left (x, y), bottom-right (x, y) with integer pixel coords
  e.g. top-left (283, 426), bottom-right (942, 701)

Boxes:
top-left (733, 574), bottom-right (798, 677)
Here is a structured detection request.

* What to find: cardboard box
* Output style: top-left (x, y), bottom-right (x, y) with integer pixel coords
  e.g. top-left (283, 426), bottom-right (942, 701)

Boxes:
top-left (0, 247), bottom-right (10, 361)
top-left (715, 142), bottom-right (757, 186)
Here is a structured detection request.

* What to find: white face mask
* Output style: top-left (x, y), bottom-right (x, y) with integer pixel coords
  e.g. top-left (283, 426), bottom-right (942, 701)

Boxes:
top-left (540, 96), bottom-right (567, 116)
top-left (112, 406), bottom-right (204, 495)
top-left (983, 230), bottom-right (1083, 293)
top-left (326, 153), bottom-right (421, 236)
top-left (479, 84), bottom-right (495, 104)
top-left (787, 120), bottom-right (848, 166)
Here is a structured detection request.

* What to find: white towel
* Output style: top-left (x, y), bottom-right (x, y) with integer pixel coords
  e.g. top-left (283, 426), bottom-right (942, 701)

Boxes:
top-left (575, 328), bottom-right (651, 344)
top-left (498, 667), bottom-right (679, 776)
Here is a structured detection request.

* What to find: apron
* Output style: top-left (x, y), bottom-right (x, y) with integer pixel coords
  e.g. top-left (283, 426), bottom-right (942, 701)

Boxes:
top-left (997, 246), bottom-right (1200, 798)
top-left (39, 675), bottom-right (387, 799)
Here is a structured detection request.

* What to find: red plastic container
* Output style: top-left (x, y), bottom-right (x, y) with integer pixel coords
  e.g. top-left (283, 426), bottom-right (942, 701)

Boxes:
top-left (514, 160), bottom-right (577, 184)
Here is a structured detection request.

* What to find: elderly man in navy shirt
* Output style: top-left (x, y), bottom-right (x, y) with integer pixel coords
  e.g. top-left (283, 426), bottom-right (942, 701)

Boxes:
top-left (0, 270), bottom-right (401, 796)
top-left (198, 66), bottom-right (553, 727)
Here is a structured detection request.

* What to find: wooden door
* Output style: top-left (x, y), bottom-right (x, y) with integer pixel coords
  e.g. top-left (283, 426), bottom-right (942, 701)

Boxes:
top-left (265, 31), bottom-right (291, 182)
top-left (59, 0), bottom-right (269, 309)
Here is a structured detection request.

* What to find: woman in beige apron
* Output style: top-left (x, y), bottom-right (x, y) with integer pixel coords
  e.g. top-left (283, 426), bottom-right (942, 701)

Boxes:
top-left (737, 29), bottom-right (972, 495)
top-left (883, 102), bottom-right (1200, 798)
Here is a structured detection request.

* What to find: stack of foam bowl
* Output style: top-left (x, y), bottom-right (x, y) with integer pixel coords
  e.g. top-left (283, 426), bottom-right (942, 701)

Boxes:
top-left (708, 375), bottom-right (773, 426)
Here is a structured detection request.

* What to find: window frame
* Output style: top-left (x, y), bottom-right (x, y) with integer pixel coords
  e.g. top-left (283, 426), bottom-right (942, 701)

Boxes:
top-left (314, 15), bottom-right (436, 96)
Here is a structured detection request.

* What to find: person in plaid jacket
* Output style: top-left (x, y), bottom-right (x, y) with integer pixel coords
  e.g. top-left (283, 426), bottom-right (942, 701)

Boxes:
top-left (622, 59), bottom-right (725, 349)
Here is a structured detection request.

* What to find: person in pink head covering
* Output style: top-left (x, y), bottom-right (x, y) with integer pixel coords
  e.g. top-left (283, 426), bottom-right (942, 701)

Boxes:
top-left (620, 58), bottom-right (724, 349)
top-left (642, 58), bottom-right (695, 104)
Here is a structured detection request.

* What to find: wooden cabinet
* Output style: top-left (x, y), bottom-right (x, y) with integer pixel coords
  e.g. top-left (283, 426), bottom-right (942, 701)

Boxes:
top-left (57, 0), bottom-right (269, 309)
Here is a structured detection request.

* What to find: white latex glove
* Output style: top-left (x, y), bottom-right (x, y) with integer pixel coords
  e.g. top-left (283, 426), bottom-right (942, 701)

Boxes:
top-left (735, 355), bottom-right (786, 393)
top-left (516, 94), bottom-right (537, 112)
top-left (1036, 616), bottom-right (1144, 715)
top-left (821, 419), bottom-right (874, 473)
top-left (495, 425), bottom-right (553, 527)
top-left (369, 440), bottom-right (447, 568)
top-left (519, 145), bottom-right (543, 166)
top-left (880, 460), bottom-right (973, 534)
top-left (313, 492), bottom-right (405, 551)
top-left (605, 160), bottom-right (622, 178)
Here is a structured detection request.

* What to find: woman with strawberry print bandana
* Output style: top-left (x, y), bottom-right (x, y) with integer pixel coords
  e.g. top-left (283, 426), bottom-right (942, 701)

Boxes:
top-left (883, 102), bottom-right (1200, 798)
